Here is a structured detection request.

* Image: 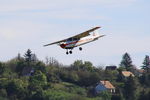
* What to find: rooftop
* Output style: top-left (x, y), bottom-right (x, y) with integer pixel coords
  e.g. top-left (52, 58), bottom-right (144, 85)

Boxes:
top-left (100, 81), bottom-right (115, 89)
top-left (122, 71), bottom-right (134, 77)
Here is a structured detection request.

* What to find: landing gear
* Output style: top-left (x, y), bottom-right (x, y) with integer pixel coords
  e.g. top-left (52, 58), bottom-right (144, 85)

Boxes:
top-left (66, 49), bottom-right (73, 55)
top-left (69, 51), bottom-right (72, 54)
top-left (79, 47), bottom-right (82, 51)
top-left (66, 47), bottom-right (82, 55)
top-left (66, 51), bottom-right (69, 55)
top-left (66, 49), bottom-right (69, 55)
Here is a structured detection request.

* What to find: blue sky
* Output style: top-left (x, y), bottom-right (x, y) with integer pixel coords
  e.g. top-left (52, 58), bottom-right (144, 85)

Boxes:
top-left (0, 0), bottom-right (150, 67)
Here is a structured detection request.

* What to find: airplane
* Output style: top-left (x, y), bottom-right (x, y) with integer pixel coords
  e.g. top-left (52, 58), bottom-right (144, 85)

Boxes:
top-left (44, 26), bottom-right (105, 54)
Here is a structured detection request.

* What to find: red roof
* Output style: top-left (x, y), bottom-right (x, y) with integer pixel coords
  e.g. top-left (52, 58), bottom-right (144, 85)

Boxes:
top-left (100, 81), bottom-right (115, 89)
top-left (122, 71), bottom-right (134, 77)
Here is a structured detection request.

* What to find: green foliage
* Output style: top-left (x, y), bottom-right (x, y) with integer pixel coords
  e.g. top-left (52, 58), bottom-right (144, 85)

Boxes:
top-left (0, 62), bottom-right (5, 75)
top-left (51, 82), bottom-right (87, 96)
top-left (1, 50), bottom-right (150, 100)
top-left (120, 53), bottom-right (133, 71)
top-left (104, 70), bottom-right (118, 81)
top-left (124, 76), bottom-right (139, 100)
top-left (15, 59), bottom-right (26, 75)
top-left (138, 89), bottom-right (150, 100)
top-left (71, 60), bottom-right (94, 71)
top-left (0, 96), bottom-right (8, 100)
top-left (44, 89), bottom-right (71, 100)
top-left (34, 61), bottom-right (46, 73)
top-left (30, 90), bottom-right (45, 100)
top-left (97, 91), bottom-right (112, 100)
top-left (5, 79), bottom-right (28, 100)
top-left (24, 49), bottom-right (32, 63)
top-left (141, 55), bottom-right (150, 72)
top-left (139, 73), bottom-right (150, 87)
top-left (77, 71), bottom-right (100, 87)
top-left (83, 61), bottom-right (94, 71)
top-left (71, 60), bottom-right (84, 70)
top-left (29, 71), bottom-right (47, 91)
top-left (46, 66), bottom-right (60, 83)
top-left (0, 89), bottom-right (7, 97)
top-left (59, 70), bottom-right (79, 83)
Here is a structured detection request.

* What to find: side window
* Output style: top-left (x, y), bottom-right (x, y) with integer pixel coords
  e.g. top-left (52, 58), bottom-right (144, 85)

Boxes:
top-left (73, 38), bottom-right (78, 41)
top-left (67, 38), bottom-right (72, 41)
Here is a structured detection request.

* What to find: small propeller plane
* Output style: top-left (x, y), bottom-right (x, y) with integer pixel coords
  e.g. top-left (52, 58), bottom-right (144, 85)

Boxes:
top-left (44, 26), bottom-right (105, 54)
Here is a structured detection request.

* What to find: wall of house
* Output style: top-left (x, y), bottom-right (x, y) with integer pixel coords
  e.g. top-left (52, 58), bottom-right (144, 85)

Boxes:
top-left (95, 84), bottom-right (107, 93)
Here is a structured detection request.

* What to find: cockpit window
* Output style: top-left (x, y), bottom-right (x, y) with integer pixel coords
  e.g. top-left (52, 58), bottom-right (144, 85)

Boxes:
top-left (67, 38), bottom-right (79, 41)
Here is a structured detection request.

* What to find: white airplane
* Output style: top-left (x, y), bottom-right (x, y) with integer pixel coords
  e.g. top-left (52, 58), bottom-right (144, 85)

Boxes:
top-left (44, 27), bottom-right (105, 54)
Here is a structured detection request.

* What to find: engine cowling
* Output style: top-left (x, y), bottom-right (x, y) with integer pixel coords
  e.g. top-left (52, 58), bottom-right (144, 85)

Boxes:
top-left (60, 44), bottom-right (66, 48)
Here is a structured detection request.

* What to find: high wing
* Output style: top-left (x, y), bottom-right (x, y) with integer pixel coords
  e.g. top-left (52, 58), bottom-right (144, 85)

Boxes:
top-left (70, 26), bottom-right (101, 39)
top-left (44, 39), bottom-right (67, 46)
top-left (44, 26), bottom-right (100, 47)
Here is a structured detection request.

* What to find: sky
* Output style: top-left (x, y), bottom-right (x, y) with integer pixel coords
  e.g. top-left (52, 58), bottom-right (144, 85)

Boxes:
top-left (0, 0), bottom-right (150, 67)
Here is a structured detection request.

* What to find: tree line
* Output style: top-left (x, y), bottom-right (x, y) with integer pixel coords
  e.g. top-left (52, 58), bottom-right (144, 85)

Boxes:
top-left (0, 49), bottom-right (150, 100)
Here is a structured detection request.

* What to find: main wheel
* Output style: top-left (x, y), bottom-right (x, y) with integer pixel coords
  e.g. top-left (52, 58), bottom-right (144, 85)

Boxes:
top-left (66, 51), bottom-right (69, 55)
top-left (69, 51), bottom-right (72, 54)
top-left (79, 47), bottom-right (82, 51)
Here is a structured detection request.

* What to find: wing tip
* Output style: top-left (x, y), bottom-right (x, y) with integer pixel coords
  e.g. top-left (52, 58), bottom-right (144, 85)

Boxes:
top-left (96, 26), bottom-right (101, 29)
top-left (43, 44), bottom-right (51, 47)
top-left (43, 45), bottom-right (47, 47)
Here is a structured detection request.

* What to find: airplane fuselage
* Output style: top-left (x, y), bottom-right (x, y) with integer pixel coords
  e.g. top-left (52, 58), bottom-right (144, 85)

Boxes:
top-left (59, 34), bottom-right (103, 49)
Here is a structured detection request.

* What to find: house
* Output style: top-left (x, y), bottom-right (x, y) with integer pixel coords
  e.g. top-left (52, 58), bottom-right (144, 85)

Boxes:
top-left (122, 71), bottom-right (134, 77)
top-left (95, 81), bottom-right (115, 93)
top-left (105, 66), bottom-right (117, 71)
top-left (134, 69), bottom-right (144, 76)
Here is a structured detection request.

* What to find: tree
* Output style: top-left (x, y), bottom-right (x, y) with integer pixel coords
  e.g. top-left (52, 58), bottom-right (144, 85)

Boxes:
top-left (83, 61), bottom-right (94, 71)
top-left (71, 60), bottom-right (94, 71)
top-left (140, 72), bottom-right (150, 87)
top-left (31, 54), bottom-right (38, 62)
top-left (120, 53), bottom-right (133, 71)
top-left (24, 49), bottom-right (32, 63)
top-left (15, 60), bottom-right (26, 76)
top-left (71, 60), bottom-right (83, 70)
top-left (17, 53), bottom-right (24, 61)
top-left (77, 71), bottom-right (100, 87)
top-left (31, 90), bottom-right (44, 100)
top-left (29, 71), bottom-right (47, 91)
top-left (34, 61), bottom-right (46, 73)
top-left (97, 91), bottom-right (112, 100)
top-left (6, 79), bottom-right (27, 100)
top-left (0, 62), bottom-right (5, 75)
top-left (124, 76), bottom-right (139, 100)
top-left (138, 89), bottom-right (150, 100)
top-left (45, 57), bottom-right (60, 67)
top-left (141, 55), bottom-right (150, 72)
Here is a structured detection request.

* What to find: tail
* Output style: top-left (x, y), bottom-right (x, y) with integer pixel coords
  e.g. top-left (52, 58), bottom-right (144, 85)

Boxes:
top-left (93, 30), bottom-right (106, 37)
top-left (93, 30), bottom-right (100, 36)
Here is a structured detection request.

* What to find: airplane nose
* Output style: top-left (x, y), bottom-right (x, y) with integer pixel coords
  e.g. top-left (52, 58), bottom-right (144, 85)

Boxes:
top-left (60, 44), bottom-right (66, 48)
